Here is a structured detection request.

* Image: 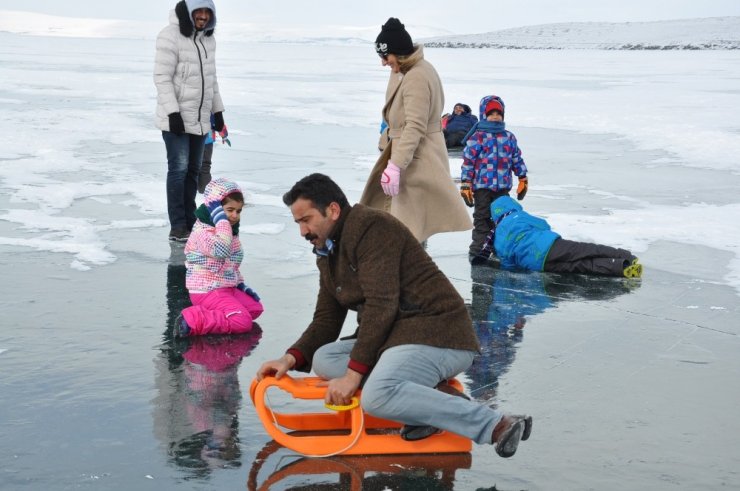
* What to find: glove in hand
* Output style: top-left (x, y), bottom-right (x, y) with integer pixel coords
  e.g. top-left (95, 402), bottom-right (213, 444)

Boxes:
top-left (219, 125), bottom-right (231, 146)
top-left (168, 112), bottom-right (185, 134)
top-left (213, 112), bottom-right (225, 132)
top-left (380, 161), bottom-right (401, 197)
top-left (517, 176), bottom-right (528, 201)
top-left (460, 182), bottom-right (474, 207)
top-left (238, 283), bottom-right (261, 301)
top-left (206, 200), bottom-right (227, 225)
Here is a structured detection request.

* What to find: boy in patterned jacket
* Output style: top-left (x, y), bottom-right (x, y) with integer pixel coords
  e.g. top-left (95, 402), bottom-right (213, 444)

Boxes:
top-left (174, 178), bottom-right (264, 336)
top-left (460, 95), bottom-right (528, 265)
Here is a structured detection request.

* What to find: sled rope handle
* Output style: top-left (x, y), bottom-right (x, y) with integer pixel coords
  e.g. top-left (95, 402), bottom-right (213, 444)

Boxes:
top-left (264, 389), bottom-right (365, 458)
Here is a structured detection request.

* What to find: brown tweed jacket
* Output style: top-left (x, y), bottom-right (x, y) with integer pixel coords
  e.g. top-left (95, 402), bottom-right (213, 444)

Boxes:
top-left (290, 204), bottom-right (480, 372)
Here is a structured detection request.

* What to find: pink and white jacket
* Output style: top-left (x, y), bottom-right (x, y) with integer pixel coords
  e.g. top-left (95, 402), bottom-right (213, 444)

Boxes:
top-left (185, 178), bottom-right (245, 293)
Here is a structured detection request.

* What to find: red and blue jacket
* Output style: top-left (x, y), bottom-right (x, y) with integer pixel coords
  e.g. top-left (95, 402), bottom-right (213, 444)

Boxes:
top-left (461, 95), bottom-right (527, 191)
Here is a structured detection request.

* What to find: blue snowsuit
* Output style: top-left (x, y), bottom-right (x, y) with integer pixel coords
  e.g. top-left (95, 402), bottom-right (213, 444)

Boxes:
top-left (489, 196), bottom-right (559, 271)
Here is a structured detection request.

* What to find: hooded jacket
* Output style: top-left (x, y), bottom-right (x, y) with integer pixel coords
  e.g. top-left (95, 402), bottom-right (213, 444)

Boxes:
top-left (184, 178), bottom-right (245, 293)
top-left (461, 95), bottom-right (527, 191)
top-left (154, 0), bottom-right (224, 135)
top-left (490, 196), bottom-right (559, 271)
top-left (444, 103), bottom-right (477, 134)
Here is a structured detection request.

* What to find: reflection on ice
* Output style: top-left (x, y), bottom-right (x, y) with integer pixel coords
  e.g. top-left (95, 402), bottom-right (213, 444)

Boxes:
top-left (153, 243), bottom-right (263, 477)
top-left (466, 268), bottom-right (638, 401)
top-left (248, 440), bottom-right (471, 491)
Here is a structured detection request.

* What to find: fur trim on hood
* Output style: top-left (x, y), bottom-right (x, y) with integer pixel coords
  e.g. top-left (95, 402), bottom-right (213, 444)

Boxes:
top-left (175, 0), bottom-right (216, 37)
top-left (453, 103), bottom-right (473, 114)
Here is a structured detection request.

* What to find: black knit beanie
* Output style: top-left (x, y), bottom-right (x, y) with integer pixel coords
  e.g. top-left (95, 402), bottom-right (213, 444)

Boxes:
top-left (375, 17), bottom-right (414, 57)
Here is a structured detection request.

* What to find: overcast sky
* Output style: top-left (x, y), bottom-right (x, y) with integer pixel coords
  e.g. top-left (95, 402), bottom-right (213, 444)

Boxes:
top-left (2, 0), bottom-right (740, 34)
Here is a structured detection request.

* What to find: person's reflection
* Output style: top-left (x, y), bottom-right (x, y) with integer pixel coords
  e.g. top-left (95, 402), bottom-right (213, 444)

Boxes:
top-left (247, 440), bottom-right (471, 491)
top-left (467, 267), bottom-right (639, 402)
top-left (170, 331), bottom-right (262, 472)
top-left (152, 243), bottom-right (262, 478)
top-left (165, 242), bottom-right (190, 339)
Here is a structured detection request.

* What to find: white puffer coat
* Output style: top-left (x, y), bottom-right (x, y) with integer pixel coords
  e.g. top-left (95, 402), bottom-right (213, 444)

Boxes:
top-left (153, 0), bottom-right (224, 135)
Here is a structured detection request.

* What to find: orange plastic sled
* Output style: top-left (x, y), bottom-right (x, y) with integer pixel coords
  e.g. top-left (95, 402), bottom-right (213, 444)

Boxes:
top-left (249, 375), bottom-right (472, 456)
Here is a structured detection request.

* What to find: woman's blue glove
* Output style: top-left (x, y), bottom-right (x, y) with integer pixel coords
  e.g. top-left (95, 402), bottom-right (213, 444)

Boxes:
top-left (206, 200), bottom-right (227, 225)
top-left (237, 283), bottom-right (260, 301)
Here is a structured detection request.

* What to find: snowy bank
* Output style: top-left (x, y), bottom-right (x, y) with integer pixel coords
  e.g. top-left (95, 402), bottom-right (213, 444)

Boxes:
top-left (422, 17), bottom-right (740, 50)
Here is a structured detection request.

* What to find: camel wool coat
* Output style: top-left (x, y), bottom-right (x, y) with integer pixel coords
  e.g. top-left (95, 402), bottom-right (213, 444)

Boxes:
top-left (360, 45), bottom-right (472, 242)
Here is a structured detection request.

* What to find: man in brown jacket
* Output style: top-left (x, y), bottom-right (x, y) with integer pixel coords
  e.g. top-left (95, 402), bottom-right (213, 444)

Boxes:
top-left (257, 173), bottom-right (532, 457)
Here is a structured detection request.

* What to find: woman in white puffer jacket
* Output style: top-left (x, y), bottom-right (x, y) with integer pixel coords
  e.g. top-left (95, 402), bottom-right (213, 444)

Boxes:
top-left (154, 0), bottom-right (226, 241)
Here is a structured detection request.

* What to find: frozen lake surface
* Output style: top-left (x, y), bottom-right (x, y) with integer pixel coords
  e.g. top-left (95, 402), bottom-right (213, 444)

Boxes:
top-left (1, 33), bottom-right (739, 490)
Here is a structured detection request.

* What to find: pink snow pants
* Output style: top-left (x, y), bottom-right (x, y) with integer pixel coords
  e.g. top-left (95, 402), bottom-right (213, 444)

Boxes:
top-left (182, 287), bottom-right (264, 335)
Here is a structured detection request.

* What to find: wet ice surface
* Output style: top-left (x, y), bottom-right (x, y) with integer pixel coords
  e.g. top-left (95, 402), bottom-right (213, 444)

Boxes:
top-left (1, 33), bottom-right (740, 490)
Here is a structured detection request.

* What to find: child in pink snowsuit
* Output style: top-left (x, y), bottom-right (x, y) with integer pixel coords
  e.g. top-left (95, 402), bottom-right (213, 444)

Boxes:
top-left (175, 177), bottom-right (264, 336)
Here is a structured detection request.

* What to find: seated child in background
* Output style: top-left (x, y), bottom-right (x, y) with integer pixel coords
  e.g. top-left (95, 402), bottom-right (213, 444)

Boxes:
top-left (198, 114), bottom-right (230, 194)
top-left (174, 178), bottom-right (264, 336)
top-left (480, 195), bottom-right (643, 278)
top-left (461, 95), bottom-right (528, 265)
top-left (443, 102), bottom-right (478, 148)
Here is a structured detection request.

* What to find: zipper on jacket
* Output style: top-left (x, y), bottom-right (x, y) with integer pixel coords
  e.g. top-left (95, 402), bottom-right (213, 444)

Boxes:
top-left (199, 38), bottom-right (208, 59)
top-left (193, 33), bottom-right (205, 132)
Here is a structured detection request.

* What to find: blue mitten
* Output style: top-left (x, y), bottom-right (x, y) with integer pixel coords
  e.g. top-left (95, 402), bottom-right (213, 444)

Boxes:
top-left (206, 200), bottom-right (227, 225)
top-left (237, 283), bottom-right (261, 301)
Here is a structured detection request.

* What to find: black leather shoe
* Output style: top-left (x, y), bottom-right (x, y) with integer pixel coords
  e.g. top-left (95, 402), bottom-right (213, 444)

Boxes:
top-left (493, 416), bottom-right (524, 458)
top-left (469, 253), bottom-right (489, 265)
top-left (516, 415), bottom-right (533, 441)
top-left (399, 381), bottom-right (470, 441)
top-left (168, 228), bottom-right (190, 242)
top-left (400, 424), bottom-right (441, 441)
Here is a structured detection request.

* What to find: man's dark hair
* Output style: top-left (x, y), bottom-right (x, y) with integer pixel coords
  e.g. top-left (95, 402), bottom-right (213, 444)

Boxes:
top-left (282, 173), bottom-right (349, 213)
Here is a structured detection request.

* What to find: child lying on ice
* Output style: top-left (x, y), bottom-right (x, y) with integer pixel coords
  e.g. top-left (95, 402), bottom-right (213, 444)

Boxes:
top-left (479, 195), bottom-right (642, 278)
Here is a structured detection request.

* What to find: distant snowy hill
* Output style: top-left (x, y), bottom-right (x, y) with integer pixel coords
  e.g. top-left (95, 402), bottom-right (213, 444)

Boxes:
top-left (2, 11), bottom-right (737, 50)
top-left (0, 10), bottom-right (451, 43)
top-left (422, 17), bottom-right (740, 50)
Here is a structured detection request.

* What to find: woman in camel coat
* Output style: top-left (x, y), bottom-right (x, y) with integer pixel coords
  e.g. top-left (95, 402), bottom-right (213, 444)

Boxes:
top-left (360, 18), bottom-right (472, 243)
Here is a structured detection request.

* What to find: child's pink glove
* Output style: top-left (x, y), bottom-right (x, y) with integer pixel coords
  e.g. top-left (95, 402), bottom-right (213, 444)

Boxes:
top-left (380, 161), bottom-right (401, 197)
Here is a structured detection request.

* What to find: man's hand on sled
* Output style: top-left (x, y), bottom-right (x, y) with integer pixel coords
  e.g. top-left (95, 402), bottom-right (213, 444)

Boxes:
top-left (318, 370), bottom-right (362, 406)
top-left (256, 354), bottom-right (295, 381)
